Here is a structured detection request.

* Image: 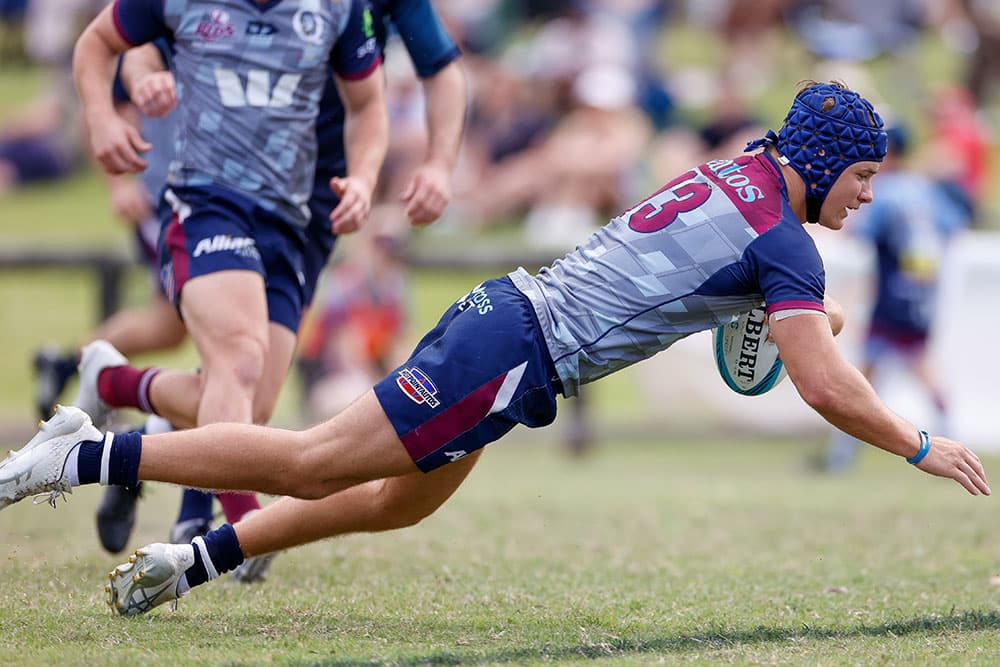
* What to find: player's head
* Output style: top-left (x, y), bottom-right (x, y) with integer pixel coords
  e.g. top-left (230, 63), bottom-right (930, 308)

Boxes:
top-left (746, 81), bottom-right (887, 223)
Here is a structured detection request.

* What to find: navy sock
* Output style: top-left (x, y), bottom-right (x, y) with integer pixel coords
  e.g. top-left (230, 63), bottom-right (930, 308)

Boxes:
top-left (185, 523), bottom-right (245, 588)
top-left (76, 432), bottom-right (142, 486)
top-left (109, 431), bottom-right (143, 486)
top-left (75, 439), bottom-right (106, 485)
top-left (177, 489), bottom-right (214, 523)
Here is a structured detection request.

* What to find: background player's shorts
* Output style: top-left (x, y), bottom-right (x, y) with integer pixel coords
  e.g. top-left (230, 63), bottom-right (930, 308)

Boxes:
top-left (302, 187), bottom-right (340, 307)
top-left (864, 320), bottom-right (929, 364)
top-left (157, 184), bottom-right (308, 333)
top-left (374, 277), bottom-right (560, 472)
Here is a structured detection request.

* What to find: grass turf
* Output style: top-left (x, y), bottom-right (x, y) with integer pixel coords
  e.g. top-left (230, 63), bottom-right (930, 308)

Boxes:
top-left (1, 436), bottom-right (999, 665)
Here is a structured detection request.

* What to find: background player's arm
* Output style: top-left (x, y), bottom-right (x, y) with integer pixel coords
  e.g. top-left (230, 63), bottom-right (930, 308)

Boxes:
top-left (73, 5), bottom-right (150, 174)
top-left (119, 43), bottom-right (175, 118)
top-left (401, 60), bottom-right (467, 226)
top-left (329, 70), bottom-right (389, 235)
top-left (769, 312), bottom-right (989, 495)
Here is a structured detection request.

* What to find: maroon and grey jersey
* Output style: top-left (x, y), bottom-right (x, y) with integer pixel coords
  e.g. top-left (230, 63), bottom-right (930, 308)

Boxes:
top-left (112, 0), bottom-right (380, 227)
top-left (510, 153), bottom-right (826, 397)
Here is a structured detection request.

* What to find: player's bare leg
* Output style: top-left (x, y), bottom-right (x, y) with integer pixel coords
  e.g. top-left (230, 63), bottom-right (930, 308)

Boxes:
top-left (137, 390), bottom-right (416, 496)
top-left (180, 270), bottom-right (269, 426)
top-left (234, 451), bottom-right (483, 556)
top-left (90, 294), bottom-right (187, 357)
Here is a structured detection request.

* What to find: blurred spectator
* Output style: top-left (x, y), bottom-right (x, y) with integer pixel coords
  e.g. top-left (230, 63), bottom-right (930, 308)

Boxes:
top-left (918, 85), bottom-right (993, 223)
top-left (465, 63), bottom-right (652, 249)
top-left (0, 0), bottom-right (105, 194)
top-left (954, 0), bottom-right (1000, 106)
top-left (822, 125), bottom-right (970, 472)
top-left (0, 0), bottom-right (28, 64)
top-left (785, 0), bottom-right (926, 62)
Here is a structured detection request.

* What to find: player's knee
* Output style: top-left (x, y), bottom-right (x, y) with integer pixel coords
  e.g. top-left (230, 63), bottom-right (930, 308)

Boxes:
top-left (205, 334), bottom-right (268, 394)
top-left (368, 479), bottom-right (440, 531)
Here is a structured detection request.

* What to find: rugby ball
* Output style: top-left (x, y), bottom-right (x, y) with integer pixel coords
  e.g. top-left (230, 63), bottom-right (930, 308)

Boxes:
top-left (713, 307), bottom-right (786, 396)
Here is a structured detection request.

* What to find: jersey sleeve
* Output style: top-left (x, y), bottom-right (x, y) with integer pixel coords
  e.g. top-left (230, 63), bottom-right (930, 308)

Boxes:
top-left (330, 0), bottom-right (382, 80)
top-left (745, 222), bottom-right (826, 316)
top-left (390, 0), bottom-right (462, 77)
top-left (112, 0), bottom-right (168, 46)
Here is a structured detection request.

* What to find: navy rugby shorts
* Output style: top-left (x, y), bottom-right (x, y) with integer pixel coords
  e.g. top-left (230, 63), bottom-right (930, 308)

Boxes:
top-left (374, 277), bottom-right (561, 472)
top-left (301, 184), bottom-right (341, 308)
top-left (157, 184), bottom-right (308, 333)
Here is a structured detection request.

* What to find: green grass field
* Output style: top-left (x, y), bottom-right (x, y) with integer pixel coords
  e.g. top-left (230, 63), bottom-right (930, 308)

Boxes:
top-left (4, 24), bottom-right (1000, 667)
top-left (2, 438), bottom-right (999, 666)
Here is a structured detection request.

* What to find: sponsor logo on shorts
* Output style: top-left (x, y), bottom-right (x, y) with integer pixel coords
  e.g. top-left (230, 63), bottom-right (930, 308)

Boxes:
top-left (444, 450), bottom-right (467, 462)
top-left (396, 367), bottom-right (440, 408)
top-left (192, 235), bottom-right (260, 260)
top-left (456, 283), bottom-right (493, 315)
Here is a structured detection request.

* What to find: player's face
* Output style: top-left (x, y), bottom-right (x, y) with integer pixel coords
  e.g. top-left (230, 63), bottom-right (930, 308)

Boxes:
top-left (818, 161), bottom-right (880, 230)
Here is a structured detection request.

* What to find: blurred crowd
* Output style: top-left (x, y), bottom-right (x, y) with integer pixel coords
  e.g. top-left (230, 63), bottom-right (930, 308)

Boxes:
top-left (1, 0), bottom-right (998, 230)
top-left (1, 0), bottom-right (998, 426)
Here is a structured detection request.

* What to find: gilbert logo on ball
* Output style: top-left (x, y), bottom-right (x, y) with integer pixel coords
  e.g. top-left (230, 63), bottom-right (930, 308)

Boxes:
top-left (713, 307), bottom-right (786, 396)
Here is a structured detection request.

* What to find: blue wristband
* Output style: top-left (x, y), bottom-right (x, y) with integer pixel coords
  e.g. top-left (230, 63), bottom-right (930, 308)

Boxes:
top-left (906, 430), bottom-right (931, 465)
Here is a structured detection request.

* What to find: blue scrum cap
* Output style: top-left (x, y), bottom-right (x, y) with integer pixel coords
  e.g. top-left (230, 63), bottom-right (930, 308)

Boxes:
top-left (746, 82), bottom-right (887, 222)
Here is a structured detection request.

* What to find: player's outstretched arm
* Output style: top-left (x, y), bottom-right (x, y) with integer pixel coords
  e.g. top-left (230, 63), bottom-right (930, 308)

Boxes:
top-left (770, 312), bottom-right (990, 495)
top-left (329, 69), bottom-right (389, 235)
top-left (73, 6), bottom-right (150, 174)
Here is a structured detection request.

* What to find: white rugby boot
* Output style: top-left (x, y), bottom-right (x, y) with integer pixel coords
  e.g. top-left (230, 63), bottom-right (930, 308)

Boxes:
top-left (0, 405), bottom-right (102, 510)
top-left (106, 543), bottom-right (195, 617)
top-left (73, 340), bottom-right (127, 429)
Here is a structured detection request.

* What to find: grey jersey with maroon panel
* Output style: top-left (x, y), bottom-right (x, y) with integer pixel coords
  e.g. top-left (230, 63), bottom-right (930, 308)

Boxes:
top-left (111, 0), bottom-right (380, 227)
top-left (510, 152), bottom-right (827, 397)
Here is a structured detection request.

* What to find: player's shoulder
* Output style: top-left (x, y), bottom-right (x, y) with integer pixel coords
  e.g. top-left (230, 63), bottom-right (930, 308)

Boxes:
top-left (698, 154), bottom-right (786, 233)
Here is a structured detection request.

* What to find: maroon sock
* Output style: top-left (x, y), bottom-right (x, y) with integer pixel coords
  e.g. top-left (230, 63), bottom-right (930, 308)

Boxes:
top-left (218, 492), bottom-right (261, 523)
top-left (97, 366), bottom-right (161, 414)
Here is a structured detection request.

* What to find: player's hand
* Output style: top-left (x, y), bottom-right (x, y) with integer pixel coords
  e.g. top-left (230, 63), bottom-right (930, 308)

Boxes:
top-left (328, 176), bottom-right (373, 235)
top-left (401, 159), bottom-right (451, 226)
top-left (915, 436), bottom-right (991, 496)
top-left (87, 111), bottom-right (150, 175)
top-left (132, 71), bottom-right (177, 118)
top-left (109, 178), bottom-right (153, 224)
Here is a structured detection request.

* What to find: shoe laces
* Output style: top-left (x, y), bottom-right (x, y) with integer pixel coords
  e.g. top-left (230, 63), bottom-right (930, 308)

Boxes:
top-left (31, 484), bottom-right (72, 508)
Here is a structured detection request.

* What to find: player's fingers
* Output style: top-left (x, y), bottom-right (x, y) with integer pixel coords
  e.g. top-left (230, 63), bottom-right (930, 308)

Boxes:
top-left (950, 469), bottom-right (979, 496)
top-left (400, 175), bottom-right (418, 202)
top-left (329, 177), bottom-right (347, 197)
top-left (961, 458), bottom-right (991, 495)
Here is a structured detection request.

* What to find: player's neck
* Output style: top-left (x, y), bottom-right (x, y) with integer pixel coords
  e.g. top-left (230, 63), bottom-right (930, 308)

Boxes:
top-left (770, 149), bottom-right (807, 223)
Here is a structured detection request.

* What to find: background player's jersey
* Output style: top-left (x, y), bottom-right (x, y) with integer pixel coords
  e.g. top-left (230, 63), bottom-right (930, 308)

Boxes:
top-left (856, 171), bottom-right (966, 336)
top-left (113, 0), bottom-right (380, 227)
top-left (511, 153), bottom-right (826, 396)
top-left (311, 0), bottom-right (461, 212)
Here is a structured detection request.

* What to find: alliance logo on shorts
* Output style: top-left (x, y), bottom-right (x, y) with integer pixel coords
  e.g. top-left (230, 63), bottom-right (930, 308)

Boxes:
top-left (396, 367), bottom-right (440, 408)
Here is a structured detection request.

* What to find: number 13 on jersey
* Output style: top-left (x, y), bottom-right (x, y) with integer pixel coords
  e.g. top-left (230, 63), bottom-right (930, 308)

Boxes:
top-left (628, 170), bottom-right (711, 233)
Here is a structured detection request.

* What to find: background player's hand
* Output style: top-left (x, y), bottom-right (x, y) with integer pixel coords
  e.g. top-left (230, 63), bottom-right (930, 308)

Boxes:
top-left (401, 159), bottom-right (451, 226)
top-left (108, 178), bottom-right (153, 224)
top-left (86, 110), bottom-right (150, 174)
top-left (131, 71), bottom-right (177, 118)
top-left (915, 436), bottom-right (991, 496)
top-left (328, 176), bottom-right (373, 235)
